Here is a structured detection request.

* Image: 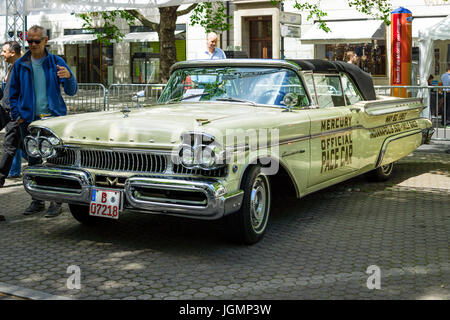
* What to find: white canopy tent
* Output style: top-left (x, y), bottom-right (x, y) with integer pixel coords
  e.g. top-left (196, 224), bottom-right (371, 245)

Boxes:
top-left (418, 15), bottom-right (450, 87)
top-left (418, 15), bottom-right (450, 118)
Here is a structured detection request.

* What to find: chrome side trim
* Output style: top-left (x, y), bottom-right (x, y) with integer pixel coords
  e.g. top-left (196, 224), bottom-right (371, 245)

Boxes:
top-left (375, 130), bottom-right (422, 167)
top-left (365, 105), bottom-right (424, 116)
top-left (364, 98), bottom-right (422, 109)
top-left (274, 117), bottom-right (425, 146)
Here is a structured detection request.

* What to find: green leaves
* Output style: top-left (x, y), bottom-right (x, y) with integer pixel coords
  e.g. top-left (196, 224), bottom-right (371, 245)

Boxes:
top-left (76, 10), bottom-right (136, 45)
top-left (293, 1), bottom-right (330, 32)
top-left (272, 0), bottom-right (394, 32)
top-left (347, 0), bottom-right (393, 25)
top-left (189, 2), bottom-right (232, 33)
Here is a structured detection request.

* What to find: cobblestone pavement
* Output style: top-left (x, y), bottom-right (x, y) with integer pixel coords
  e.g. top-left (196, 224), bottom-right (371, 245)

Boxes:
top-left (0, 133), bottom-right (449, 299)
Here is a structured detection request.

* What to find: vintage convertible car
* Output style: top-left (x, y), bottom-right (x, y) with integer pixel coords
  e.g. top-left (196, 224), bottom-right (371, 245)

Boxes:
top-left (23, 59), bottom-right (434, 244)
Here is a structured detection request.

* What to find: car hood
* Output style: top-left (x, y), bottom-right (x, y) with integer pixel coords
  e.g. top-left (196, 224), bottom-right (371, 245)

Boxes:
top-left (31, 103), bottom-right (291, 149)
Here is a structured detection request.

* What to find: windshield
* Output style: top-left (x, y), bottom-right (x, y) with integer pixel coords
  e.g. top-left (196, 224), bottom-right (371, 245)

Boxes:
top-left (158, 67), bottom-right (310, 107)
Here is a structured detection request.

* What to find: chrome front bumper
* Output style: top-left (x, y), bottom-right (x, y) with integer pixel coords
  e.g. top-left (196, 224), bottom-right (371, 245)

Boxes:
top-left (23, 166), bottom-right (243, 220)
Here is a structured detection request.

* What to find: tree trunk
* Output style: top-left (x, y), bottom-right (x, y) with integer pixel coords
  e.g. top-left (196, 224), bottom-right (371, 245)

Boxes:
top-left (159, 7), bottom-right (179, 83)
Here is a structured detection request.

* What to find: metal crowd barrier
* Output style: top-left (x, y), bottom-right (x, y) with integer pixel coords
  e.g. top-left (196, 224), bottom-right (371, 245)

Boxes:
top-left (374, 85), bottom-right (449, 141)
top-left (106, 84), bottom-right (166, 111)
top-left (63, 83), bottom-right (107, 114)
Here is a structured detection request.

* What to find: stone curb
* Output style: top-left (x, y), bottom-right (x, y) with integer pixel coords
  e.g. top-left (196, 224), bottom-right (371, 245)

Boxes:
top-left (0, 282), bottom-right (72, 300)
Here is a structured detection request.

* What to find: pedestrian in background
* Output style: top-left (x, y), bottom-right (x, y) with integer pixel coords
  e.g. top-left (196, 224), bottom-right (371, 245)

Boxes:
top-left (441, 65), bottom-right (450, 127)
top-left (9, 25), bottom-right (78, 217)
top-left (346, 51), bottom-right (359, 65)
top-left (0, 41), bottom-right (22, 189)
top-left (195, 32), bottom-right (226, 60)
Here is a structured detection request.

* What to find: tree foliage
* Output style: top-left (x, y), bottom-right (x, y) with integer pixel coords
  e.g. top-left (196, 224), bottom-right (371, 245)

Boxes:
top-left (76, 11), bottom-right (136, 45)
top-left (271, 0), bottom-right (394, 32)
top-left (76, 2), bottom-right (232, 46)
top-left (190, 2), bottom-right (232, 33)
top-left (75, 2), bottom-right (232, 82)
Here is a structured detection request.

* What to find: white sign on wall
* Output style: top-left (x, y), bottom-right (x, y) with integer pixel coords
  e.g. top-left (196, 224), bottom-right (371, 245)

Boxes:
top-left (281, 25), bottom-right (301, 38)
top-left (280, 12), bottom-right (302, 25)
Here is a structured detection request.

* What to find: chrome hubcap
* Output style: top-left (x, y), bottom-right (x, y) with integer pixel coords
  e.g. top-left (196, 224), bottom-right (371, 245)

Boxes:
top-left (250, 176), bottom-right (268, 233)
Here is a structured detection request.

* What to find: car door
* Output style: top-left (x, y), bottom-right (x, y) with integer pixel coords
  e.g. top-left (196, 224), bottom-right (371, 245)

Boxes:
top-left (305, 73), bottom-right (362, 188)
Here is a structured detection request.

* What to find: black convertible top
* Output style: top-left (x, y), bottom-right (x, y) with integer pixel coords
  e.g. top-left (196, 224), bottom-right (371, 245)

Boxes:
top-left (289, 59), bottom-right (377, 101)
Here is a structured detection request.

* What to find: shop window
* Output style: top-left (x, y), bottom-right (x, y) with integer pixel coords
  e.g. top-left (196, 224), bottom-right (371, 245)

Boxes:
top-left (324, 41), bottom-right (386, 76)
top-left (434, 48), bottom-right (440, 75)
top-left (63, 42), bottom-right (113, 85)
top-left (131, 43), bottom-right (160, 84)
top-left (130, 24), bottom-right (186, 84)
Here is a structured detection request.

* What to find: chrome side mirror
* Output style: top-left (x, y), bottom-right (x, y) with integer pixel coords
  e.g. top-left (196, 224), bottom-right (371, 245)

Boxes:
top-left (283, 93), bottom-right (298, 108)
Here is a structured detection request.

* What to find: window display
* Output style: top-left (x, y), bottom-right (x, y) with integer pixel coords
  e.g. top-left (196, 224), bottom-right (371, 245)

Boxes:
top-left (130, 24), bottom-right (186, 84)
top-left (324, 41), bottom-right (386, 76)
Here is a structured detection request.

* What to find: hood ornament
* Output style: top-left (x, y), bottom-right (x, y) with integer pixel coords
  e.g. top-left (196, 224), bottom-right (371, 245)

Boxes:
top-left (196, 118), bottom-right (210, 126)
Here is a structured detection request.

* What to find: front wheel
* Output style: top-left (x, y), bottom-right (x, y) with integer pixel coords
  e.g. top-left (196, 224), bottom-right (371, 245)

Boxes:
top-left (224, 165), bottom-right (271, 245)
top-left (69, 204), bottom-right (108, 226)
top-left (366, 162), bottom-right (395, 182)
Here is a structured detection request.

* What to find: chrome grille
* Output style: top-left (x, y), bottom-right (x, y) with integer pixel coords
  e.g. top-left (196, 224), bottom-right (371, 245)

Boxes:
top-left (172, 164), bottom-right (228, 177)
top-left (49, 148), bottom-right (77, 166)
top-left (48, 148), bottom-right (167, 173)
top-left (48, 148), bottom-right (228, 177)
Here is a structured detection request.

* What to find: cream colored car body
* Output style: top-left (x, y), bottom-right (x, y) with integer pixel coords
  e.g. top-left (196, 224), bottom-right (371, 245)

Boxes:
top-left (22, 59), bottom-right (433, 231)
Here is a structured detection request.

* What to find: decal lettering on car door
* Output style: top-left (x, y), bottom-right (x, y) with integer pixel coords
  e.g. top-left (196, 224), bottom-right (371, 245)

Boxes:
top-left (320, 132), bottom-right (353, 173)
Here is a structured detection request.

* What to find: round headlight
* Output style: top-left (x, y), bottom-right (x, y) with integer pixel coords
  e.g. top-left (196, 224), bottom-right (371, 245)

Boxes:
top-left (180, 146), bottom-right (195, 167)
top-left (199, 146), bottom-right (216, 168)
top-left (25, 137), bottom-right (40, 157)
top-left (39, 138), bottom-right (54, 158)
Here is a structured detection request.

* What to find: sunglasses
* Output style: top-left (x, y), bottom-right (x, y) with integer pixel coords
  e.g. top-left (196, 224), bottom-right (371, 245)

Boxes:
top-left (27, 39), bottom-right (44, 45)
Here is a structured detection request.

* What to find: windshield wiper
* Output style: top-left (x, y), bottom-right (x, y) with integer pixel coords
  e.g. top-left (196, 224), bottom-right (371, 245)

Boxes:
top-left (215, 97), bottom-right (256, 106)
top-left (165, 92), bottom-right (210, 104)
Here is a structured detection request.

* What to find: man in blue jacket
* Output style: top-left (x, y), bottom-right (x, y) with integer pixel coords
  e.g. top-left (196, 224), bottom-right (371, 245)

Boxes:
top-left (9, 25), bottom-right (78, 217)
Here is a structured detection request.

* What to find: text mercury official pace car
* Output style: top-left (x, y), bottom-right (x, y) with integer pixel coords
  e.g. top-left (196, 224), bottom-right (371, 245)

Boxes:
top-left (22, 59), bottom-right (434, 244)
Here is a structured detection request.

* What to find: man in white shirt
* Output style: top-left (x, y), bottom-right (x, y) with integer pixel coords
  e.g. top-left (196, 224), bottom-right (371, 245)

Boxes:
top-left (195, 32), bottom-right (226, 60)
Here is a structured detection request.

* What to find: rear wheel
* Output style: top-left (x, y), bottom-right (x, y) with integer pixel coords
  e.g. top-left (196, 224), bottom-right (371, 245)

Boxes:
top-left (69, 204), bottom-right (108, 226)
top-left (366, 162), bottom-right (394, 182)
top-left (224, 165), bottom-right (271, 245)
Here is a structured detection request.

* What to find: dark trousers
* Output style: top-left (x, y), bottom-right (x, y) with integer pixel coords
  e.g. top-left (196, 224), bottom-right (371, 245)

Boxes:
top-left (0, 113), bottom-right (20, 186)
top-left (443, 92), bottom-right (450, 125)
top-left (0, 115), bottom-right (42, 187)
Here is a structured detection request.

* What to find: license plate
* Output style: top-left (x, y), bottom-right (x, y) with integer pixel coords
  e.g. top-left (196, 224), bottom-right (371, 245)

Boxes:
top-left (89, 188), bottom-right (122, 219)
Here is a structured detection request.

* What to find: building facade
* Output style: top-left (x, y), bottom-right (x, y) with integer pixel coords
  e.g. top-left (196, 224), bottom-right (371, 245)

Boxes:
top-left (2, 0), bottom-right (449, 85)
